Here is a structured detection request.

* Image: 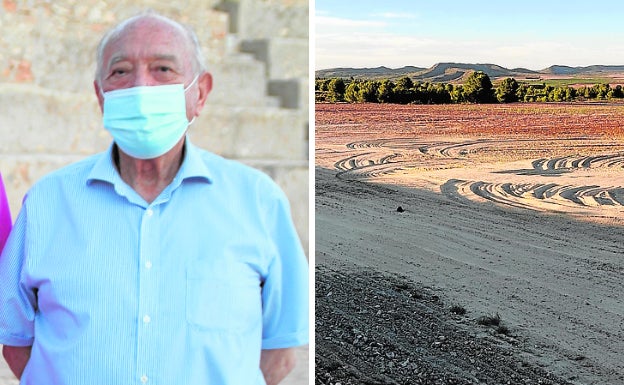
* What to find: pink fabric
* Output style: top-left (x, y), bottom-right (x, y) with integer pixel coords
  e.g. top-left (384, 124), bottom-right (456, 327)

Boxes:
top-left (0, 172), bottom-right (11, 252)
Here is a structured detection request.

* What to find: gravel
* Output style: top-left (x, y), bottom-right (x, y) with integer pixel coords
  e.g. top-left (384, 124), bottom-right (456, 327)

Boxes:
top-left (315, 264), bottom-right (575, 385)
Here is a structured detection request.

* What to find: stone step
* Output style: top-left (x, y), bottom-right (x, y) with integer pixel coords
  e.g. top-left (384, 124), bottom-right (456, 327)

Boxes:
top-left (0, 51), bottom-right (281, 108)
top-left (1, 47), bottom-right (283, 109)
top-left (190, 104), bottom-right (308, 161)
top-left (0, 0), bottom-right (309, 255)
top-left (208, 54), bottom-right (282, 107)
top-left (0, 82), bottom-right (308, 251)
top-left (0, 5), bottom-right (278, 106)
top-left (0, 84), bottom-right (306, 160)
top-left (0, 1), bottom-right (307, 108)
top-left (0, 84), bottom-right (102, 156)
top-left (239, 38), bottom-right (308, 109)
top-left (240, 38), bottom-right (309, 79)
top-left (267, 78), bottom-right (307, 110)
top-left (0, 3), bottom-right (231, 80)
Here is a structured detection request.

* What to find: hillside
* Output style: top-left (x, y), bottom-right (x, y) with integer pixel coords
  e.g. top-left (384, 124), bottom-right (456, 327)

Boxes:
top-left (316, 63), bottom-right (624, 83)
top-left (317, 65), bottom-right (426, 79)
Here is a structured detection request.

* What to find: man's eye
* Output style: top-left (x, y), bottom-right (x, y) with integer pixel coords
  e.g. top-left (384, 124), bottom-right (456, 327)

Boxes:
top-left (157, 66), bottom-right (172, 72)
top-left (111, 69), bottom-right (126, 76)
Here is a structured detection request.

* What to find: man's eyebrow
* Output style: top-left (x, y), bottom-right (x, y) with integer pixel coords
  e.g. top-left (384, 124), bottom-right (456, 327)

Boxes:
top-left (108, 54), bottom-right (181, 66)
top-left (108, 55), bottom-right (128, 67)
top-left (152, 54), bottom-right (180, 63)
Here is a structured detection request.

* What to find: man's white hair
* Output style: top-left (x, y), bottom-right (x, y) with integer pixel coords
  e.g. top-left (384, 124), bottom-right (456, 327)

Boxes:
top-left (94, 10), bottom-right (207, 84)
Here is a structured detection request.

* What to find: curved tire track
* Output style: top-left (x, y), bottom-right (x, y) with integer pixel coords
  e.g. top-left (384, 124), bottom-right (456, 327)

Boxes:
top-left (533, 153), bottom-right (624, 172)
top-left (443, 179), bottom-right (624, 211)
top-left (335, 138), bottom-right (624, 213)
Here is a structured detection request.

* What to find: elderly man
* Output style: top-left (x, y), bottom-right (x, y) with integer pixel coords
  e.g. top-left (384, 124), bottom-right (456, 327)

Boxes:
top-left (0, 12), bottom-right (308, 385)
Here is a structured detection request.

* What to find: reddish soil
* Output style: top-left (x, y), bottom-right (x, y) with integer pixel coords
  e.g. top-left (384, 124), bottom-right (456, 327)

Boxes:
top-left (316, 102), bottom-right (624, 138)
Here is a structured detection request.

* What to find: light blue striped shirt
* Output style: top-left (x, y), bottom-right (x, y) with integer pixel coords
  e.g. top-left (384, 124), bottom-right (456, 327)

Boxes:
top-left (0, 139), bottom-right (308, 385)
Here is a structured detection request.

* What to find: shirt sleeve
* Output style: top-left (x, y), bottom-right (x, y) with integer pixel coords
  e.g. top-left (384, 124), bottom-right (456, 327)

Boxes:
top-left (0, 200), bottom-right (37, 347)
top-left (260, 184), bottom-right (309, 350)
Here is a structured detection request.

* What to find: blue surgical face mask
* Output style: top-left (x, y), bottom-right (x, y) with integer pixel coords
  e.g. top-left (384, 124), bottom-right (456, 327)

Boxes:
top-left (102, 76), bottom-right (198, 159)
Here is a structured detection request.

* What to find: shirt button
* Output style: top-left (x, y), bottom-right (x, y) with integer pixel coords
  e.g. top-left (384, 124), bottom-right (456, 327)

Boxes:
top-left (143, 315), bottom-right (151, 324)
top-left (140, 375), bottom-right (148, 383)
top-left (145, 261), bottom-right (152, 269)
top-left (146, 209), bottom-right (153, 217)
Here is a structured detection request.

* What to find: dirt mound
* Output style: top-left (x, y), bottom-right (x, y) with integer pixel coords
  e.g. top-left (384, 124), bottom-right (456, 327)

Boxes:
top-left (315, 265), bottom-right (574, 385)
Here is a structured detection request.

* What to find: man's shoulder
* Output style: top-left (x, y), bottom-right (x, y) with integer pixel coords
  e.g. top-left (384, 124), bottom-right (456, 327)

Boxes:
top-left (29, 152), bottom-right (106, 193)
top-left (194, 147), bottom-right (278, 188)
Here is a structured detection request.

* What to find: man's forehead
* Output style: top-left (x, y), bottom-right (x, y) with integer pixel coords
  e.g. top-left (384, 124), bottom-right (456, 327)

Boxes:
top-left (103, 18), bottom-right (190, 62)
top-left (103, 34), bottom-right (189, 68)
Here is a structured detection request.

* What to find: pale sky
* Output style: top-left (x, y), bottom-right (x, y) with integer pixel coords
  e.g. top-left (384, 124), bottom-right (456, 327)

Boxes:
top-left (315, 0), bottom-right (624, 71)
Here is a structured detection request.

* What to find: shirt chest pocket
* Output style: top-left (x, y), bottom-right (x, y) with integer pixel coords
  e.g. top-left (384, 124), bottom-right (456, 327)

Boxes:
top-left (186, 259), bottom-right (262, 332)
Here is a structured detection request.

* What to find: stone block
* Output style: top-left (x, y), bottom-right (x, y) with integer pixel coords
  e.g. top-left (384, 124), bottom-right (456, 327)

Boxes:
top-left (206, 55), bottom-right (280, 107)
top-left (0, 84), bottom-right (104, 155)
top-left (270, 39), bottom-right (309, 79)
top-left (240, 161), bottom-right (308, 257)
top-left (282, 346), bottom-right (309, 385)
top-left (0, 2), bottom-right (230, 92)
top-left (238, 38), bottom-right (308, 109)
top-left (237, 0), bottom-right (308, 39)
top-left (240, 38), bottom-right (308, 78)
top-left (268, 79), bottom-right (302, 109)
top-left (0, 1), bottom-right (309, 383)
top-left (191, 106), bottom-right (307, 160)
top-left (0, 155), bottom-right (85, 218)
top-left (272, 165), bottom-right (309, 254)
top-left (0, 0), bottom-right (310, 278)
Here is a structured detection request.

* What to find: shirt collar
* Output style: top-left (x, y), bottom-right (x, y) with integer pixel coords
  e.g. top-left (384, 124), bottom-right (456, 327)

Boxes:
top-left (86, 137), bottom-right (213, 188)
top-left (176, 139), bottom-right (213, 184)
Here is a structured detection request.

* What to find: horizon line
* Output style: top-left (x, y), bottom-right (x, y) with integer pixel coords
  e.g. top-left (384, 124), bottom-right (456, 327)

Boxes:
top-left (316, 62), bottom-right (624, 72)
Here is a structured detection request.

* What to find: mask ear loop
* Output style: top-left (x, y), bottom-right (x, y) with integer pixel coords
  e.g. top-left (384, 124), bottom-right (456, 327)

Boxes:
top-left (185, 74), bottom-right (200, 126)
top-left (97, 80), bottom-right (105, 99)
top-left (184, 75), bottom-right (199, 92)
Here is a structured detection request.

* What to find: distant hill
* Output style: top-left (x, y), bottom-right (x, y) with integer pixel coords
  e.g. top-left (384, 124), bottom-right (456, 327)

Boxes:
top-left (541, 65), bottom-right (624, 75)
top-left (317, 66), bottom-right (426, 79)
top-left (316, 63), bottom-right (624, 83)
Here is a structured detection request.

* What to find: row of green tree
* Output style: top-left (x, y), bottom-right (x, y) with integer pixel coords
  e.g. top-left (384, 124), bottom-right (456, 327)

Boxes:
top-left (315, 71), bottom-right (624, 104)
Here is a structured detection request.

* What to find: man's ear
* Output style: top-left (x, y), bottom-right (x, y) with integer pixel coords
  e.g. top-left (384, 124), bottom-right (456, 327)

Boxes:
top-left (193, 72), bottom-right (213, 116)
top-left (94, 81), bottom-right (104, 113)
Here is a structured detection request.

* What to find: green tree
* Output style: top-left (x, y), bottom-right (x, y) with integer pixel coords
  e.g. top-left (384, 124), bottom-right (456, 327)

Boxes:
top-left (515, 83), bottom-right (528, 102)
top-left (565, 87), bottom-right (577, 101)
top-left (495, 78), bottom-right (519, 103)
top-left (450, 85), bottom-right (465, 103)
top-left (377, 80), bottom-right (395, 103)
top-left (463, 71), bottom-right (494, 103)
top-left (585, 85), bottom-right (598, 99)
top-left (395, 76), bottom-right (414, 90)
top-left (609, 85), bottom-right (624, 98)
top-left (344, 81), bottom-right (360, 103)
top-left (326, 78), bottom-right (345, 102)
top-left (522, 84), bottom-right (546, 102)
top-left (594, 83), bottom-right (610, 99)
top-left (392, 76), bottom-right (415, 104)
top-left (424, 83), bottom-right (451, 104)
top-left (550, 86), bottom-right (567, 102)
top-left (358, 80), bottom-right (379, 102)
top-left (315, 79), bottom-right (328, 92)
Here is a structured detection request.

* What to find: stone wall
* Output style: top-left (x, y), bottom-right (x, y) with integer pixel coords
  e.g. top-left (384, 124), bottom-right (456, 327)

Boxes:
top-left (0, 1), bottom-right (309, 384)
top-left (0, 0), bottom-right (309, 248)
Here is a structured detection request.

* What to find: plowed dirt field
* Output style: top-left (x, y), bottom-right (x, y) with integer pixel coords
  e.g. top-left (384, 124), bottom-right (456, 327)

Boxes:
top-left (316, 103), bottom-right (624, 385)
